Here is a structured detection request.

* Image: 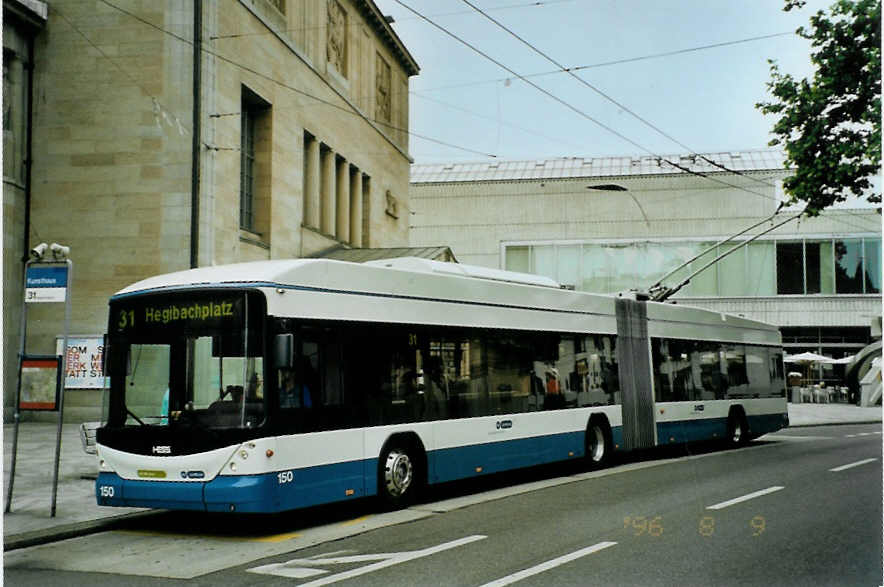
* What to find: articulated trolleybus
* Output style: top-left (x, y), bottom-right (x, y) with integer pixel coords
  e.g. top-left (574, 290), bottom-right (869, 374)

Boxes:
top-left (96, 257), bottom-right (788, 513)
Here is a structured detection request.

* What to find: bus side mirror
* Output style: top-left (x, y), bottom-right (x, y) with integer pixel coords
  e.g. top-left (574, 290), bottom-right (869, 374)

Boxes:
top-left (273, 334), bottom-right (294, 368)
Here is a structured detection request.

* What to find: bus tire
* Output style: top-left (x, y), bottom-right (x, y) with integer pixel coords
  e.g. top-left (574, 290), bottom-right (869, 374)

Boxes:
top-left (378, 439), bottom-right (423, 509)
top-left (726, 409), bottom-right (749, 448)
top-left (585, 416), bottom-right (612, 469)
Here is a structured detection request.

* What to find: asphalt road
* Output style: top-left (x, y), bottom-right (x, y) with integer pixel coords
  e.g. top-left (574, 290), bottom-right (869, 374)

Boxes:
top-left (5, 424), bottom-right (882, 586)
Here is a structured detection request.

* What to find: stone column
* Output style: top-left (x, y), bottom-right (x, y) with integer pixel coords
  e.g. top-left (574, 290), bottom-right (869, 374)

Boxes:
top-left (336, 156), bottom-right (350, 242)
top-left (349, 167), bottom-right (362, 246)
top-left (320, 145), bottom-right (336, 237)
top-left (303, 135), bottom-right (320, 228)
top-left (361, 175), bottom-right (371, 247)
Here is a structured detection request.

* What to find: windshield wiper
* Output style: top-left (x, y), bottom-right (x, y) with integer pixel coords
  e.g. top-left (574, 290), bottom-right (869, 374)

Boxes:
top-left (126, 408), bottom-right (146, 426)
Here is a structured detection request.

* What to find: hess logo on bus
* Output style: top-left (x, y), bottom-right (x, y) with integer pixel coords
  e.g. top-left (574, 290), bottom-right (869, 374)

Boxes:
top-left (152, 445), bottom-right (172, 454)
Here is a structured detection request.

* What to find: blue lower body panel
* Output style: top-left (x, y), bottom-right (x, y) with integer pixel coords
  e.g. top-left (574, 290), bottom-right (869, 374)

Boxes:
top-left (97, 472), bottom-right (207, 511)
top-left (657, 418), bottom-right (728, 444)
top-left (95, 433), bottom-right (591, 513)
top-left (99, 416), bottom-right (792, 514)
top-left (657, 413), bottom-right (788, 445)
top-left (430, 431), bottom-right (584, 484)
top-left (97, 459), bottom-right (369, 513)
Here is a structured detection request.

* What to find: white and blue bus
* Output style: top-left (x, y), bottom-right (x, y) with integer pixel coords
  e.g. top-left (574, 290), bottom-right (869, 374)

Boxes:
top-left (96, 257), bottom-right (788, 513)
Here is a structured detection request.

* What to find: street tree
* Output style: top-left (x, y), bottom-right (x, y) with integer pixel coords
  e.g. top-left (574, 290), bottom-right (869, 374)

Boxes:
top-left (757, 0), bottom-right (881, 215)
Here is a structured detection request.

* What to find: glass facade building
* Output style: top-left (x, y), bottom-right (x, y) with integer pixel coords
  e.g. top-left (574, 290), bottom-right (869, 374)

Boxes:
top-left (504, 237), bottom-right (882, 298)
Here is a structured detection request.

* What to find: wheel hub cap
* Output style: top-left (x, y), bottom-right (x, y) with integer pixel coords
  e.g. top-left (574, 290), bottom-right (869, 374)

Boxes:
top-left (384, 451), bottom-right (413, 496)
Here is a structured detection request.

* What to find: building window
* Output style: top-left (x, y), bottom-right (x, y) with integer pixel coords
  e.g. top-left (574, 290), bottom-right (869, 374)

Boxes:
top-left (506, 246), bottom-right (530, 273)
top-left (835, 239), bottom-right (864, 294)
top-left (864, 238), bottom-right (882, 294)
top-left (746, 242), bottom-right (776, 296)
top-left (240, 87), bottom-right (271, 235)
top-left (776, 242), bottom-right (804, 295)
top-left (240, 106), bottom-right (256, 231)
top-left (504, 237), bottom-right (881, 297)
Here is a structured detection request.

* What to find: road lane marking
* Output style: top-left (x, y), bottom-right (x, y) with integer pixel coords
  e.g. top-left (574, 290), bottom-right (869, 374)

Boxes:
top-left (252, 531), bottom-right (302, 543)
top-left (247, 534), bottom-right (487, 585)
top-left (706, 486), bottom-right (785, 510)
top-left (829, 458), bottom-right (878, 472)
top-left (479, 542), bottom-right (617, 587)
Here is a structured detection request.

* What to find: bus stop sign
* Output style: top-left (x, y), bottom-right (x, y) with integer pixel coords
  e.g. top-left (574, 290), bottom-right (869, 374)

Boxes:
top-left (25, 265), bottom-right (68, 303)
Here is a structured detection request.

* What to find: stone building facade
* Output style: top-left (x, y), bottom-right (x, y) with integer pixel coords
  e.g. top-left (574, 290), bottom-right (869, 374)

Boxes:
top-left (410, 151), bottom-right (882, 363)
top-left (3, 0), bottom-right (419, 421)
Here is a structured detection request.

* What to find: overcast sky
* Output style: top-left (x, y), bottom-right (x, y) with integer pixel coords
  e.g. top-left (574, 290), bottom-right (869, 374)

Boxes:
top-left (374, 0), bottom-right (833, 165)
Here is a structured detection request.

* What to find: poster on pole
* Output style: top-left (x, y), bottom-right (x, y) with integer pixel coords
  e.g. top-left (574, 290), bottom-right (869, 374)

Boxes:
top-left (19, 355), bottom-right (62, 411)
top-left (55, 336), bottom-right (107, 389)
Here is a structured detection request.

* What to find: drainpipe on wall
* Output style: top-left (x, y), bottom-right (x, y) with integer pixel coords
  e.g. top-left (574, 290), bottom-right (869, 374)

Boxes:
top-left (20, 35), bottom-right (35, 264)
top-left (190, 0), bottom-right (202, 269)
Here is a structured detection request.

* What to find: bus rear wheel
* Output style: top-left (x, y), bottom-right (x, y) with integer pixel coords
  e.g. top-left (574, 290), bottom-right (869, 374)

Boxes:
top-left (726, 411), bottom-right (749, 448)
top-left (379, 445), bottom-right (418, 508)
top-left (586, 418), bottom-right (611, 469)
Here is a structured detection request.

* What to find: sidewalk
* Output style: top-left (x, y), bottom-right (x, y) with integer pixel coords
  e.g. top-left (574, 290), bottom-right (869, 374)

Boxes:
top-left (2, 422), bottom-right (148, 550)
top-left (3, 404), bottom-right (882, 550)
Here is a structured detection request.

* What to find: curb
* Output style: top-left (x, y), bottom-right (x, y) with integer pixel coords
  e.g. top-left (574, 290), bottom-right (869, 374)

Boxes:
top-left (3, 510), bottom-right (156, 552)
top-left (788, 420), bottom-right (882, 428)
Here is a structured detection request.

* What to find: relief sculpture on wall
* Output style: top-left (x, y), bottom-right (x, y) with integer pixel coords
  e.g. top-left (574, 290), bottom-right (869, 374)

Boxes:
top-left (327, 0), bottom-right (347, 76)
top-left (375, 53), bottom-right (391, 123)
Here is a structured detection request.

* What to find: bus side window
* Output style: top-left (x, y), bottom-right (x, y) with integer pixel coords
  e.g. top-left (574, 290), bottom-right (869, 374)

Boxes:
top-left (745, 345), bottom-right (771, 398)
top-left (699, 343), bottom-right (727, 399)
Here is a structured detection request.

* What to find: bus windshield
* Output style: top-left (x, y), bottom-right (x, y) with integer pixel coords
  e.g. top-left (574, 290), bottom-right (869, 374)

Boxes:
top-left (107, 291), bottom-right (265, 430)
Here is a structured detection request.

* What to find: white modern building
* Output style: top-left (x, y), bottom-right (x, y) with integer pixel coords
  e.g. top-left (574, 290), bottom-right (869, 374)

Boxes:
top-left (410, 150), bottom-right (882, 364)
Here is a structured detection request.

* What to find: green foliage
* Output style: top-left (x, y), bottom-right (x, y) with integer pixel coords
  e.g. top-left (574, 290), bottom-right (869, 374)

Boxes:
top-left (757, 0), bottom-right (881, 215)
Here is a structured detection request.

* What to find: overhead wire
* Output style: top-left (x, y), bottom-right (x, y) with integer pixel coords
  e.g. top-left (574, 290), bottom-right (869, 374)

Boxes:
top-left (410, 91), bottom-right (585, 151)
top-left (394, 0), bottom-right (788, 205)
top-left (459, 0), bottom-right (786, 193)
top-left (453, 3), bottom-right (879, 232)
top-left (209, 0), bottom-right (577, 40)
top-left (414, 32), bottom-right (795, 92)
top-left (401, 0), bottom-right (878, 235)
top-left (94, 0), bottom-right (497, 159)
top-left (89, 0), bottom-right (877, 234)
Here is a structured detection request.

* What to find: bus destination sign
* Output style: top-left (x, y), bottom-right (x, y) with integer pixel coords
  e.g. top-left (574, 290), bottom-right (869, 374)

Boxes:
top-left (114, 296), bottom-right (243, 334)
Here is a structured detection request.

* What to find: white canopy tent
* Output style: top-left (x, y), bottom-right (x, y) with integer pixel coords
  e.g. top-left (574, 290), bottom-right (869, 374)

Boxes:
top-left (784, 351), bottom-right (833, 364)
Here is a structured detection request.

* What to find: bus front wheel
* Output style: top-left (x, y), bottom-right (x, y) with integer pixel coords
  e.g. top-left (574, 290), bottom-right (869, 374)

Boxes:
top-left (379, 445), bottom-right (417, 508)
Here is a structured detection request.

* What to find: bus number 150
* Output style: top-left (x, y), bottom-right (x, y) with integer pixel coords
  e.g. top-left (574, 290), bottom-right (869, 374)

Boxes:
top-left (277, 471), bottom-right (293, 484)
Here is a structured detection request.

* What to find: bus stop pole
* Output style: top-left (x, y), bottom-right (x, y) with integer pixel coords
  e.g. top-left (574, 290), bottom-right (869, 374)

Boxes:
top-left (4, 260), bottom-right (33, 513)
top-left (50, 258), bottom-right (73, 517)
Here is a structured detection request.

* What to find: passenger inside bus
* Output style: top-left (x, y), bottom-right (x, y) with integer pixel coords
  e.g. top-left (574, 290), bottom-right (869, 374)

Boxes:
top-left (278, 357), bottom-right (314, 409)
